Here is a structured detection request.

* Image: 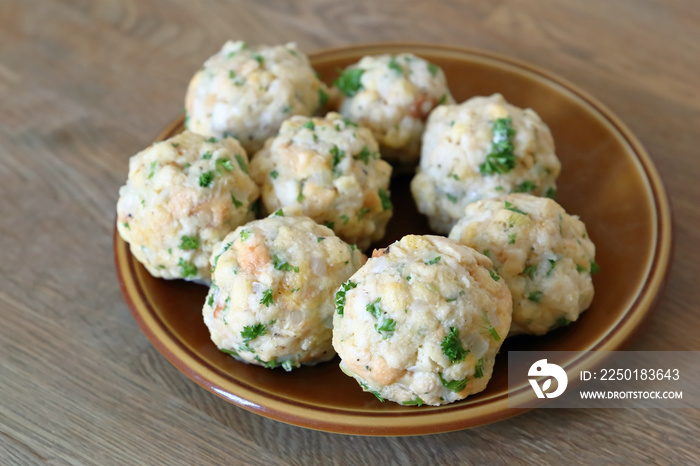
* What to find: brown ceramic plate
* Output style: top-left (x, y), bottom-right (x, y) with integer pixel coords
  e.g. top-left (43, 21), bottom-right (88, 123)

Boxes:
top-left (114, 43), bottom-right (672, 435)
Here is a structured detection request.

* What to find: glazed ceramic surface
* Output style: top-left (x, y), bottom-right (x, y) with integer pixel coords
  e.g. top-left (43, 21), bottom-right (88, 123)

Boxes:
top-left (115, 44), bottom-right (672, 435)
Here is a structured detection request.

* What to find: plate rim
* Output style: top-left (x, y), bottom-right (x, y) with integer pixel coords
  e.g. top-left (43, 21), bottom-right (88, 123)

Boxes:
top-left (114, 42), bottom-right (672, 436)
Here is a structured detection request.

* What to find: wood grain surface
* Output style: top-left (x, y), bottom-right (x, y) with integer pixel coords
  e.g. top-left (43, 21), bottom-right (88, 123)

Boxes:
top-left (1, 0), bottom-right (698, 464)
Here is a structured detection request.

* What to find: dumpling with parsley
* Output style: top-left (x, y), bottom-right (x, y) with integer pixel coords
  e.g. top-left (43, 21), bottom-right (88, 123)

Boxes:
top-left (185, 41), bottom-right (329, 154)
top-left (250, 112), bottom-right (393, 250)
top-left (116, 131), bottom-right (259, 282)
top-left (332, 53), bottom-right (455, 165)
top-left (411, 94), bottom-right (561, 234)
top-left (332, 235), bottom-right (512, 406)
top-left (203, 212), bottom-right (366, 370)
top-left (449, 194), bottom-right (597, 336)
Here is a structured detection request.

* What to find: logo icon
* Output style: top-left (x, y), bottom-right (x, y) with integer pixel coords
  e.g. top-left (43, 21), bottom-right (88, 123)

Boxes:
top-left (528, 359), bottom-right (568, 398)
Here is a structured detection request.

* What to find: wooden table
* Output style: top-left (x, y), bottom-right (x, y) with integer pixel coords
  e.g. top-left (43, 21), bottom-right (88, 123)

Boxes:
top-left (2, 0), bottom-right (698, 463)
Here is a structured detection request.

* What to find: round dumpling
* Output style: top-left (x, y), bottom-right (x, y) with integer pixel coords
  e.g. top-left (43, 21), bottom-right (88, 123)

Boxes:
top-left (185, 41), bottom-right (328, 154)
top-left (203, 213), bottom-right (366, 370)
top-left (250, 112), bottom-right (393, 250)
top-left (333, 53), bottom-right (454, 165)
top-left (332, 235), bottom-right (512, 406)
top-left (448, 194), bottom-right (596, 336)
top-left (116, 131), bottom-right (259, 282)
top-left (411, 93), bottom-right (561, 234)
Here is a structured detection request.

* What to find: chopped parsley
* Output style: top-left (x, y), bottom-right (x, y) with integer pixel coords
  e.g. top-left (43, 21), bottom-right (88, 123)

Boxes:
top-left (273, 255), bottom-right (299, 273)
top-left (522, 265), bottom-right (537, 278)
top-left (179, 235), bottom-right (199, 250)
top-left (335, 280), bottom-right (357, 315)
top-left (448, 173), bottom-right (460, 180)
top-left (366, 297), bottom-right (383, 319)
top-left (388, 57), bottom-right (402, 74)
top-left (281, 359), bottom-right (297, 372)
top-left (206, 137), bottom-right (218, 143)
top-left (343, 118), bottom-right (358, 127)
top-left (515, 180), bottom-right (537, 193)
top-left (240, 229), bottom-right (250, 241)
top-left (216, 157), bottom-right (234, 173)
top-left (253, 53), bottom-right (264, 65)
top-left (333, 68), bottom-right (365, 97)
top-left (318, 88), bottom-right (329, 107)
top-left (508, 232), bottom-right (517, 244)
top-left (554, 316), bottom-right (572, 329)
top-left (234, 154), bottom-right (249, 174)
top-left (228, 70), bottom-right (236, 80)
top-left (241, 323), bottom-right (267, 342)
top-left (177, 258), bottom-right (197, 278)
top-left (483, 313), bottom-right (500, 341)
top-left (482, 249), bottom-right (491, 258)
top-left (355, 146), bottom-right (373, 165)
top-left (273, 209), bottom-right (284, 217)
top-left (270, 170), bottom-right (279, 179)
top-left (297, 183), bottom-right (305, 203)
top-left (220, 348), bottom-right (238, 357)
top-left (231, 194), bottom-right (242, 208)
top-left (528, 291), bottom-right (544, 303)
top-left (122, 222), bottom-right (130, 230)
top-left (439, 372), bottom-right (468, 393)
top-left (489, 270), bottom-right (501, 282)
top-left (199, 171), bottom-right (215, 187)
top-left (260, 289), bottom-right (274, 307)
top-left (576, 263), bottom-right (587, 273)
top-left (425, 256), bottom-right (441, 265)
top-left (357, 207), bottom-right (371, 220)
top-left (330, 144), bottom-right (345, 169)
top-left (324, 221), bottom-right (335, 230)
top-left (202, 151), bottom-right (212, 160)
top-left (317, 237), bottom-right (325, 242)
top-left (378, 188), bottom-right (393, 210)
top-left (148, 161), bottom-right (157, 179)
top-left (479, 116), bottom-right (516, 175)
top-left (402, 397), bottom-right (425, 407)
top-left (547, 259), bottom-right (558, 276)
top-left (427, 62), bottom-right (439, 77)
top-left (441, 327), bottom-right (468, 363)
top-left (504, 201), bottom-right (527, 215)
top-left (360, 382), bottom-right (385, 402)
top-left (438, 94), bottom-right (448, 105)
top-left (545, 187), bottom-right (557, 198)
top-left (303, 120), bottom-right (315, 130)
top-left (375, 318), bottom-right (396, 339)
top-left (590, 260), bottom-right (600, 274)
top-left (340, 214), bottom-right (349, 225)
top-left (446, 193), bottom-right (458, 204)
top-left (474, 359), bottom-right (485, 378)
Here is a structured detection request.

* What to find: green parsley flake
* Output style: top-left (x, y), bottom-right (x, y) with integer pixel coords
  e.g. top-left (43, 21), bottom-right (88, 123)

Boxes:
top-left (483, 313), bottom-right (500, 341)
top-left (482, 249), bottom-right (491, 258)
top-left (375, 318), bottom-right (396, 339)
top-left (318, 88), bottom-right (329, 107)
top-left (171, 142), bottom-right (180, 148)
top-left (357, 207), bottom-right (371, 220)
top-left (554, 316), bottom-right (572, 329)
top-left (199, 171), bottom-right (215, 187)
top-left (402, 397), bottom-right (425, 406)
top-left (441, 327), bottom-right (468, 363)
top-left (489, 270), bottom-right (500, 282)
top-left (504, 201), bottom-right (527, 215)
top-left (508, 232), bottom-right (517, 244)
top-left (235, 154), bottom-right (249, 174)
top-left (216, 157), bottom-right (234, 173)
top-left (122, 222), bottom-right (130, 230)
top-left (438, 372), bottom-right (468, 393)
top-left (324, 221), bottom-right (335, 230)
top-left (335, 280), bottom-right (357, 315)
top-left (474, 359), bottom-right (485, 378)
top-left (343, 118), bottom-right (358, 127)
top-left (515, 180), bottom-right (537, 193)
top-left (228, 70), bottom-right (236, 80)
top-left (545, 187), bottom-right (557, 198)
top-left (438, 94), bottom-right (448, 105)
top-left (202, 151), bottom-right (212, 160)
top-left (378, 189), bottom-right (393, 210)
top-left (590, 260), bottom-right (600, 274)
top-left (547, 259), bottom-right (557, 276)
top-left (388, 58), bottom-right (402, 74)
top-left (333, 68), bottom-right (365, 97)
top-left (179, 235), bottom-right (199, 250)
top-left (207, 137), bottom-right (218, 143)
top-left (360, 382), bottom-right (385, 402)
top-left (231, 194), bottom-right (242, 208)
top-left (427, 62), bottom-right (439, 77)
top-left (253, 54), bottom-right (264, 65)
top-left (340, 214), bottom-right (349, 225)
top-left (270, 170), bottom-right (279, 179)
top-left (240, 229), bottom-right (250, 241)
top-left (317, 237), bottom-right (325, 242)
top-left (148, 161), bottom-right (157, 179)
top-left (523, 265), bottom-right (537, 278)
top-left (425, 256), bottom-right (441, 265)
top-left (446, 193), bottom-right (458, 204)
top-left (366, 297), bottom-right (382, 319)
top-left (479, 116), bottom-right (516, 175)
top-left (302, 120), bottom-right (315, 130)
top-left (281, 360), bottom-right (297, 372)
top-left (355, 146), bottom-right (373, 164)
top-left (220, 348), bottom-right (238, 357)
top-left (330, 144), bottom-right (345, 169)
top-left (273, 209), bottom-right (284, 217)
top-left (528, 291), bottom-right (544, 303)
top-left (177, 258), bottom-right (197, 278)
top-left (260, 289), bottom-right (274, 307)
top-left (448, 173), bottom-right (460, 180)
top-left (273, 255), bottom-right (299, 273)
top-left (241, 323), bottom-right (267, 342)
